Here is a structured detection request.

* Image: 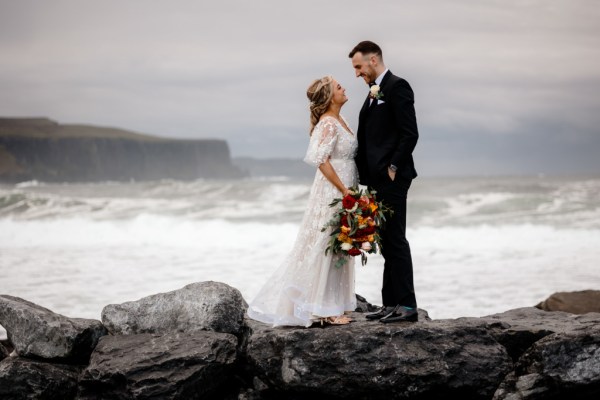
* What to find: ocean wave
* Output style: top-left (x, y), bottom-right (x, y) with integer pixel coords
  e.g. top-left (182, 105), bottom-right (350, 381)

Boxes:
top-left (1, 176), bottom-right (600, 228)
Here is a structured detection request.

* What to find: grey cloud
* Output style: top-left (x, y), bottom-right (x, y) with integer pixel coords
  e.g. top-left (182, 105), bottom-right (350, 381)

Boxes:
top-left (0, 0), bottom-right (598, 175)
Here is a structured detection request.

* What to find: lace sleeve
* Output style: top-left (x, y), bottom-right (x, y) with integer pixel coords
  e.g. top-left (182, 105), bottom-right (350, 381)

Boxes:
top-left (303, 118), bottom-right (338, 167)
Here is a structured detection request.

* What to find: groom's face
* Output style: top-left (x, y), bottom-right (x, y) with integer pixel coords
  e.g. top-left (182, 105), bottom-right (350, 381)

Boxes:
top-left (351, 52), bottom-right (377, 85)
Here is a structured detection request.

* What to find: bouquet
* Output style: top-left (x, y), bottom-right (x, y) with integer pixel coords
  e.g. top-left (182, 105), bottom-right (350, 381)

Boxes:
top-left (322, 186), bottom-right (393, 268)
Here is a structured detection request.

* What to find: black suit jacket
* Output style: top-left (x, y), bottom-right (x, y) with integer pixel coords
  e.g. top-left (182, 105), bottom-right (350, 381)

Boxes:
top-left (355, 70), bottom-right (418, 187)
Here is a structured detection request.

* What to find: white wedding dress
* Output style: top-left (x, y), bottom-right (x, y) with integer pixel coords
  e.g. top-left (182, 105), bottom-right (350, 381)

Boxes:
top-left (247, 116), bottom-right (359, 327)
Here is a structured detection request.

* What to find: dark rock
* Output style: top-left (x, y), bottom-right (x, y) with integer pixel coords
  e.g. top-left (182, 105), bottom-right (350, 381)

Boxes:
top-left (0, 342), bottom-right (8, 361)
top-left (480, 307), bottom-right (600, 362)
top-left (0, 295), bottom-right (107, 363)
top-left (244, 314), bottom-right (512, 399)
top-left (78, 331), bottom-right (238, 400)
top-left (0, 357), bottom-right (81, 400)
top-left (102, 281), bottom-right (247, 337)
top-left (354, 293), bottom-right (378, 312)
top-left (493, 326), bottom-right (600, 399)
top-left (535, 290), bottom-right (600, 314)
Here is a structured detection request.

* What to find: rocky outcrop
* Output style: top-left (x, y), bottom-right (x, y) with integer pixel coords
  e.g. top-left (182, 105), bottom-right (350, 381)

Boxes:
top-left (78, 331), bottom-right (238, 400)
top-left (536, 290), bottom-right (600, 314)
top-left (494, 326), bottom-right (600, 399)
top-left (245, 313), bottom-right (512, 399)
top-left (0, 357), bottom-right (81, 400)
top-left (0, 295), bottom-right (107, 363)
top-left (0, 117), bottom-right (245, 182)
top-left (0, 283), bottom-right (599, 399)
top-left (101, 281), bottom-right (247, 337)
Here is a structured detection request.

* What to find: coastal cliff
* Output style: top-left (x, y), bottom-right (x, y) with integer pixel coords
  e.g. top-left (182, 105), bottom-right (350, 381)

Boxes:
top-left (0, 118), bottom-right (245, 182)
top-left (1, 283), bottom-right (599, 399)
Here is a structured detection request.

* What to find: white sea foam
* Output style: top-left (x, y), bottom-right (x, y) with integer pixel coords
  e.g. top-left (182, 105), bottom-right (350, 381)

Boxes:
top-left (1, 215), bottom-right (598, 323)
top-left (1, 176), bottom-right (599, 328)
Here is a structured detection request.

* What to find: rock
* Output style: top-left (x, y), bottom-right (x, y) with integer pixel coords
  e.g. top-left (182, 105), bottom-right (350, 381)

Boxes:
top-left (535, 290), bottom-right (600, 314)
top-left (78, 331), bottom-right (238, 400)
top-left (0, 357), bottom-right (81, 400)
top-left (244, 313), bottom-right (513, 399)
top-left (354, 293), bottom-right (378, 312)
top-left (0, 342), bottom-right (8, 361)
top-left (101, 281), bottom-right (247, 337)
top-left (493, 326), bottom-right (600, 399)
top-left (478, 307), bottom-right (600, 362)
top-left (0, 295), bottom-right (107, 363)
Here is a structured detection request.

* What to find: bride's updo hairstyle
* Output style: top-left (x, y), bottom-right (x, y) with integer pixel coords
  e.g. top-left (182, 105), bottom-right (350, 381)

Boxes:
top-left (307, 75), bottom-right (334, 135)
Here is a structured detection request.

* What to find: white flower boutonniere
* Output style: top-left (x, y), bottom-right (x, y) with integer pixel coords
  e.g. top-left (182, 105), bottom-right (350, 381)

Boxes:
top-left (369, 85), bottom-right (384, 100)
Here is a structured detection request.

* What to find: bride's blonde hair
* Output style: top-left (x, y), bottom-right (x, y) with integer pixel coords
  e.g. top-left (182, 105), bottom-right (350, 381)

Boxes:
top-left (306, 75), bottom-right (334, 135)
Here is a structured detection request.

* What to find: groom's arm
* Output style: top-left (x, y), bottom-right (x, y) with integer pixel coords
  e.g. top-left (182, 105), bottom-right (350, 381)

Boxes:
top-left (389, 79), bottom-right (419, 169)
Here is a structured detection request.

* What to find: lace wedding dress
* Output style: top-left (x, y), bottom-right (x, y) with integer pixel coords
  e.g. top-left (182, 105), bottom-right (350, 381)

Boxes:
top-left (247, 116), bottom-right (359, 327)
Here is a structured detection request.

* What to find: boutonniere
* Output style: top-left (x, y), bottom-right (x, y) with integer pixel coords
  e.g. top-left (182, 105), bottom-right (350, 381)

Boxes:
top-left (369, 85), bottom-right (384, 100)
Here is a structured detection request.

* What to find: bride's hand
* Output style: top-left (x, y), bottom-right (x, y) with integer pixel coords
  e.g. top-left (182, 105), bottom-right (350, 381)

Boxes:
top-left (342, 188), bottom-right (351, 197)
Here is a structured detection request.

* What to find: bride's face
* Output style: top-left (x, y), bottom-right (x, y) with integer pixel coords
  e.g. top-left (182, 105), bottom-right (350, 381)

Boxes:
top-left (330, 79), bottom-right (348, 106)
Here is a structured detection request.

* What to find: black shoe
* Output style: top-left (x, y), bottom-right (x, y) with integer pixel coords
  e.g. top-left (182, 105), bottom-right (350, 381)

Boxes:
top-left (365, 306), bottom-right (396, 320)
top-left (380, 305), bottom-right (418, 323)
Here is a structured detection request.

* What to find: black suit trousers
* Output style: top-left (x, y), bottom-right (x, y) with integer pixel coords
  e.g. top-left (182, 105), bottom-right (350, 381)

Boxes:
top-left (374, 177), bottom-right (417, 308)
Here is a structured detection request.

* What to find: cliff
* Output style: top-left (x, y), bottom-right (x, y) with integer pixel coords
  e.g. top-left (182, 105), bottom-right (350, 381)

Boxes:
top-left (1, 283), bottom-right (599, 399)
top-left (0, 118), bottom-right (245, 182)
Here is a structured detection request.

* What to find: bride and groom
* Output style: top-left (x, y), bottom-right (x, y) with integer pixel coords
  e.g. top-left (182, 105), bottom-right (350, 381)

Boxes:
top-left (247, 40), bottom-right (419, 327)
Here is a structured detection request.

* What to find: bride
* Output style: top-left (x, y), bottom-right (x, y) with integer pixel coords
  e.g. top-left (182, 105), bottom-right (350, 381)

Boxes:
top-left (247, 75), bottom-right (358, 327)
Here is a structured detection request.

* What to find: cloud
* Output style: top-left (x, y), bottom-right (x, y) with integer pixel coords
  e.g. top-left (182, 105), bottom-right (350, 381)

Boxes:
top-left (0, 0), bottom-right (598, 175)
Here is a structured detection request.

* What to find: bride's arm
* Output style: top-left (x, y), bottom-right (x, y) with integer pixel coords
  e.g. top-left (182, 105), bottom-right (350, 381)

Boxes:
top-left (319, 160), bottom-right (350, 197)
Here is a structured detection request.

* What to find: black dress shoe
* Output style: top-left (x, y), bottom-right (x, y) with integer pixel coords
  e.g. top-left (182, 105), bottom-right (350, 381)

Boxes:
top-left (365, 306), bottom-right (396, 320)
top-left (380, 305), bottom-right (418, 323)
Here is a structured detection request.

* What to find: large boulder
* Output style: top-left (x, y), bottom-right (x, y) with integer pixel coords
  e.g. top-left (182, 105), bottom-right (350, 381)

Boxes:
top-left (476, 307), bottom-right (600, 361)
top-left (78, 331), bottom-right (238, 400)
top-left (535, 290), bottom-right (600, 314)
top-left (0, 357), bottom-right (81, 400)
top-left (0, 295), bottom-right (107, 363)
top-left (101, 281), bottom-right (247, 336)
top-left (493, 326), bottom-right (600, 399)
top-left (245, 314), bottom-right (513, 399)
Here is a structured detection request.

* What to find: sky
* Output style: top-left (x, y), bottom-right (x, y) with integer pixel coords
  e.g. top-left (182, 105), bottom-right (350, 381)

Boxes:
top-left (1, 0), bottom-right (599, 176)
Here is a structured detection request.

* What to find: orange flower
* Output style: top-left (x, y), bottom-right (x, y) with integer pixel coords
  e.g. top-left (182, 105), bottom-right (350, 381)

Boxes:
top-left (338, 233), bottom-right (352, 244)
top-left (341, 225), bottom-right (351, 233)
top-left (369, 203), bottom-right (378, 212)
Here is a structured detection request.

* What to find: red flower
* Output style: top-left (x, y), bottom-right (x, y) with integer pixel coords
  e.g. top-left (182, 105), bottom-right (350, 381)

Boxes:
top-left (358, 196), bottom-right (370, 207)
top-left (342, 194), bottom-right (357, 210)
top-left (348, 248), bottom-right (361, 256)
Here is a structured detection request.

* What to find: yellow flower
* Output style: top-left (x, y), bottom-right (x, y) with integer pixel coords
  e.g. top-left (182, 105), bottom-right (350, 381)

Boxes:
top-left (341, 226), bottom-right (351, 233)
top-left (338, 233), bottom-right (352, 244)
top-left (369, 203), bottom-right (378, 212)
top-left (357, 216), bottom-right (367, 229)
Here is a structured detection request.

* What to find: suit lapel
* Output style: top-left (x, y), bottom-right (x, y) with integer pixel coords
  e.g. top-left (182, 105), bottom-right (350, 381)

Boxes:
top-left (379, 70), bottom-right (392, 94)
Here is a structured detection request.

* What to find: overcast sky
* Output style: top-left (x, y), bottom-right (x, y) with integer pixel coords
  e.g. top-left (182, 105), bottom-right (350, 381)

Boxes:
top-left (1, 0), bottom-right (599, 176)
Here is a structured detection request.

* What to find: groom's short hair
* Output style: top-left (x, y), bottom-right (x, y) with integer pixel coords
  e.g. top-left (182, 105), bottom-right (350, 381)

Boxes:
top-left (348, 41), bottom-right (383, 59)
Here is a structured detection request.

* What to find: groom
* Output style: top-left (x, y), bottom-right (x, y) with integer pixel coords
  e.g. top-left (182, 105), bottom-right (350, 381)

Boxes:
top-left (349, 41), bottom-right (419, 323)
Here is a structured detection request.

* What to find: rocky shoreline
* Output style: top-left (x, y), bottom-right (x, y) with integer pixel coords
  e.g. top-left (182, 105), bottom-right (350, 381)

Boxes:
top-left (1, 282), bottom-right (599, 399)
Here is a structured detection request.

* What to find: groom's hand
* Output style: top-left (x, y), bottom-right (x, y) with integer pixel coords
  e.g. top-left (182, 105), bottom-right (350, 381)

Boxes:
top-left (388, 167), bottom-right (396, 181)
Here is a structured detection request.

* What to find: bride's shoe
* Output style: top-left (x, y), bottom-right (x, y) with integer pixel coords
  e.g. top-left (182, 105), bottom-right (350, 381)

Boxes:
top-left (319, 315), bottom-right (353, 326)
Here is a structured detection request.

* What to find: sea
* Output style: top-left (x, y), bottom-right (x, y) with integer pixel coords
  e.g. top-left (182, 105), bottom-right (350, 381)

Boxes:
top-left (1, 175), bottom-right (599, 339)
